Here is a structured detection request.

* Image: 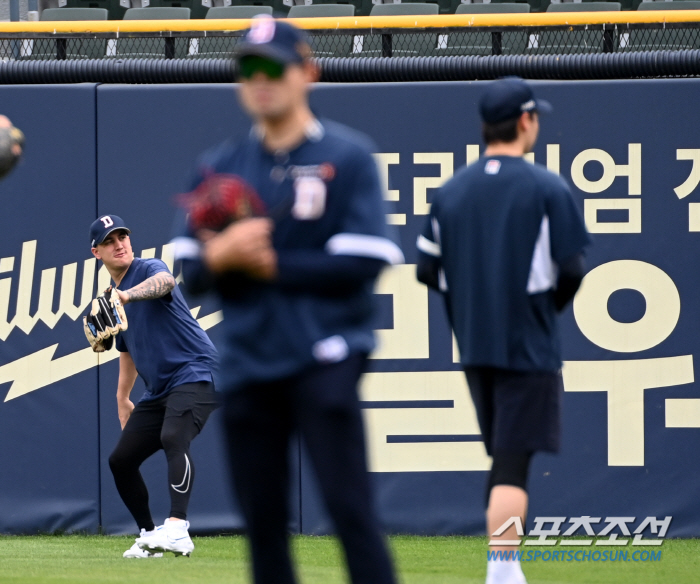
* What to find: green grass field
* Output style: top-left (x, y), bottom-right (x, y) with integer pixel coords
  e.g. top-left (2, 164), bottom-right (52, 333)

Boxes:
top-left (0, 535), bottom-right (697, 584)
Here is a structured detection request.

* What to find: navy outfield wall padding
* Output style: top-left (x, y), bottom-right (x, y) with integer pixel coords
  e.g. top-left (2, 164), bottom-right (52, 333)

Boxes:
top-left (90, 79), bottom-right (700, 538)
top-left (2, 80), bottom-right (700, 537)
top-left (0, 84), bottom-right (100, 534)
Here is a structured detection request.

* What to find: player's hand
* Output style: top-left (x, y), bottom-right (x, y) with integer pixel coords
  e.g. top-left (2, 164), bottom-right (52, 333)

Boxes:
top-left (203, 218), bottom-right (274, 275)
top-left (117, 398), bottom-right (135, 430)
top-left (247, 247), bottom-right (278, 281)
top-left (116, 287), bottom-right (130, 306)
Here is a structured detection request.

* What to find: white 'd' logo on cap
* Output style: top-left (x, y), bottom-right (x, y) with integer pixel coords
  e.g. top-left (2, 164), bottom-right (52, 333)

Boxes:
top-left (520, 99), bottom-right (536, 112)
top-left (247, 14), bottom-right (275, 45)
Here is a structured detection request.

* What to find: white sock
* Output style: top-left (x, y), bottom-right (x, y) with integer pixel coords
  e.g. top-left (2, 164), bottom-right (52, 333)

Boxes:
top-left (486, 558), bottom-right (527, 584)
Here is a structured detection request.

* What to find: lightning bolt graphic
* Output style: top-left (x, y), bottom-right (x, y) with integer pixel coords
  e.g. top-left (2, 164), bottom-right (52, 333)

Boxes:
top-left (0, 309), bottom-right (223, 403)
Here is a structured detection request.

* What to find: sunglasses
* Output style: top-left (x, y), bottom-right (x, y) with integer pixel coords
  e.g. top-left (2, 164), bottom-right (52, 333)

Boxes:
top-left (238, 56), bottom-right (287, 80)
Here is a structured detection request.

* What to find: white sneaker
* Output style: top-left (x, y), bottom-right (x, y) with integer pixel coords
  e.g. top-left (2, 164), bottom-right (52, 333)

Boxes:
top-left (136, 519), bottom-right (194, 557)
top-left (123, 530), bottom-right (164, 558)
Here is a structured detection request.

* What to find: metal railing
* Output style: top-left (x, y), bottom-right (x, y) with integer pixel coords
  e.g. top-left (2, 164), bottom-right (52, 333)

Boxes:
top-left (1, 13), bottom-right (700, 63)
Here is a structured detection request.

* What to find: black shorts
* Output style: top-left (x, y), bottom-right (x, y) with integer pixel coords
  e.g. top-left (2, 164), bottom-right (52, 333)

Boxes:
top-left (464, 367), bottom-right (562, 456)
top-left (124, 381), bottom-right (220, 435)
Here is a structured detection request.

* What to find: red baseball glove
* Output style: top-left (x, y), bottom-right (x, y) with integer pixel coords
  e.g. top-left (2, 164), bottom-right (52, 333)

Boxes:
top-left (177, 173), bottom-right (267, 232)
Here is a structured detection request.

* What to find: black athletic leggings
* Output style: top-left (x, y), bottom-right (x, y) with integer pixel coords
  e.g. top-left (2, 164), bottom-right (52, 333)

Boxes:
top-left (108, 382), bottom-right (217, 531)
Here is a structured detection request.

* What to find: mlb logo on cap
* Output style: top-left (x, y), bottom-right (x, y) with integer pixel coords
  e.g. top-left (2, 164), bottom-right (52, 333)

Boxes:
top-left (235, 16), bottom-right (309, 65)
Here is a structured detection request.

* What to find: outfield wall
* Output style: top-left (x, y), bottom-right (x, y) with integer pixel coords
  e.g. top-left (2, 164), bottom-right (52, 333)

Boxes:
top-left (1, 79), bottom-right (700, 537)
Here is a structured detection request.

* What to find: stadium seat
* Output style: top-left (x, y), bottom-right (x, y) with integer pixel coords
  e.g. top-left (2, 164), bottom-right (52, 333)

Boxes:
top-left (369, 2), bottom-right (439, 15)
top-left (396, 0), bottom-right (447, 14)
top-left (192, 6), bottom-right (273, 58)
top-left (312, 0), bottom-right (373, 16)
top-left (288, 4), bottom-right (355, 16)
top-left (157, 1), bottom-right (208, 20)
top-left (456, 2), bottom-right (530, 12)
top-left (231, 0), bottom-right (291, 17)
top-left (204, 5), bottom-right (273, 17)
top-left (441, 4), bottom-right (529, 55)
top-left (122, 6), bottom-right (192, 18)
top-left (25, 8), bottom-right (108, 60)
top-left (310, 0), bottom-right (373, 16)
top-left (448, 0), bottom-right (530, 15)
top-left (288, 5), bottom-right (356, 57)
top-left (547, 0), bottom-right (632, 11)
top-left (121, 8), bottom-right (191, 58)
top-left (528, 0), bottom-right (551, 12)
top-left (546, 1), bottom-right (621, 10)
top-left (40, 7), bottom-right (109, 19)
top-left (360, 4), bottom-right (439, 58)
top-left (61, 1), bottom-right (120, 21)
top-left (638, 0), bottom-right (700, 8)
top-left (534, 3), bottom-right (621, 54)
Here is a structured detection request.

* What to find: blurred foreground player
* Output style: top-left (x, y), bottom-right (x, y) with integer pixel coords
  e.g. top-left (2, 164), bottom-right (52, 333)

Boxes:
top-left (88, 215), bottom-right (218, 558)
top-left (172, 17), bottom-right (402, 584)
top-left (416, 78), bottom-right (591, 584)
top-left (0, 115), bottom-right (24, 180)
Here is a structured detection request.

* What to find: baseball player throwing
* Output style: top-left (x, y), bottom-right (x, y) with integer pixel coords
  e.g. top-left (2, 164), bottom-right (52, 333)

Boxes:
top-left (86, 215), bottom-right (218, 558)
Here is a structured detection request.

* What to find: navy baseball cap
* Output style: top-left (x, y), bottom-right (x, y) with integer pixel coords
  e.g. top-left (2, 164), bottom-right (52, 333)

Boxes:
top-left (235, 15), bottom-right (310, 65)
top-left (90, 215), bottom-right (131, 248)
top-left (479, 77), bottom-right (553, 124)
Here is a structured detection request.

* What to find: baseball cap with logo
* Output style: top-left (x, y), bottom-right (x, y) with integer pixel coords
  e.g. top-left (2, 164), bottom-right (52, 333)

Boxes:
top-left (90, 215), bottom-right (131, 248)
top-left (235, 15), bottom-right (310, 66)
top-left (479, 77), bottom-right (553, 125)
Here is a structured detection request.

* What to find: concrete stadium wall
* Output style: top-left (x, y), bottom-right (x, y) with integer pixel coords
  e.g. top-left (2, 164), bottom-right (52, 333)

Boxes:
top-left (1, 79), bottom-right (699, 538)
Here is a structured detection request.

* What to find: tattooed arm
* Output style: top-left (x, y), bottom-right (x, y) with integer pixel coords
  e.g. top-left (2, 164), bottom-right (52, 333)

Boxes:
top-left (117, 272), bottom-right (176, 305)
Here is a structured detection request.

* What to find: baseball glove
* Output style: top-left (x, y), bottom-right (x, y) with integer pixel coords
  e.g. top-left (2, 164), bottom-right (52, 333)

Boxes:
top-left (0, 124), bottom-right (24, 180)
top-left (82, 287), bottom-right (128, 353)
top-left (176, 173), bottom-right (267, 232)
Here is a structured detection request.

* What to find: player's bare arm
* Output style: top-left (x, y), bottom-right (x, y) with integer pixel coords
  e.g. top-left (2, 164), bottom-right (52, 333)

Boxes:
top-left (117, 351), bottom-right (138, 430)
top-left (118, 272), bottom-right (176, 305)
